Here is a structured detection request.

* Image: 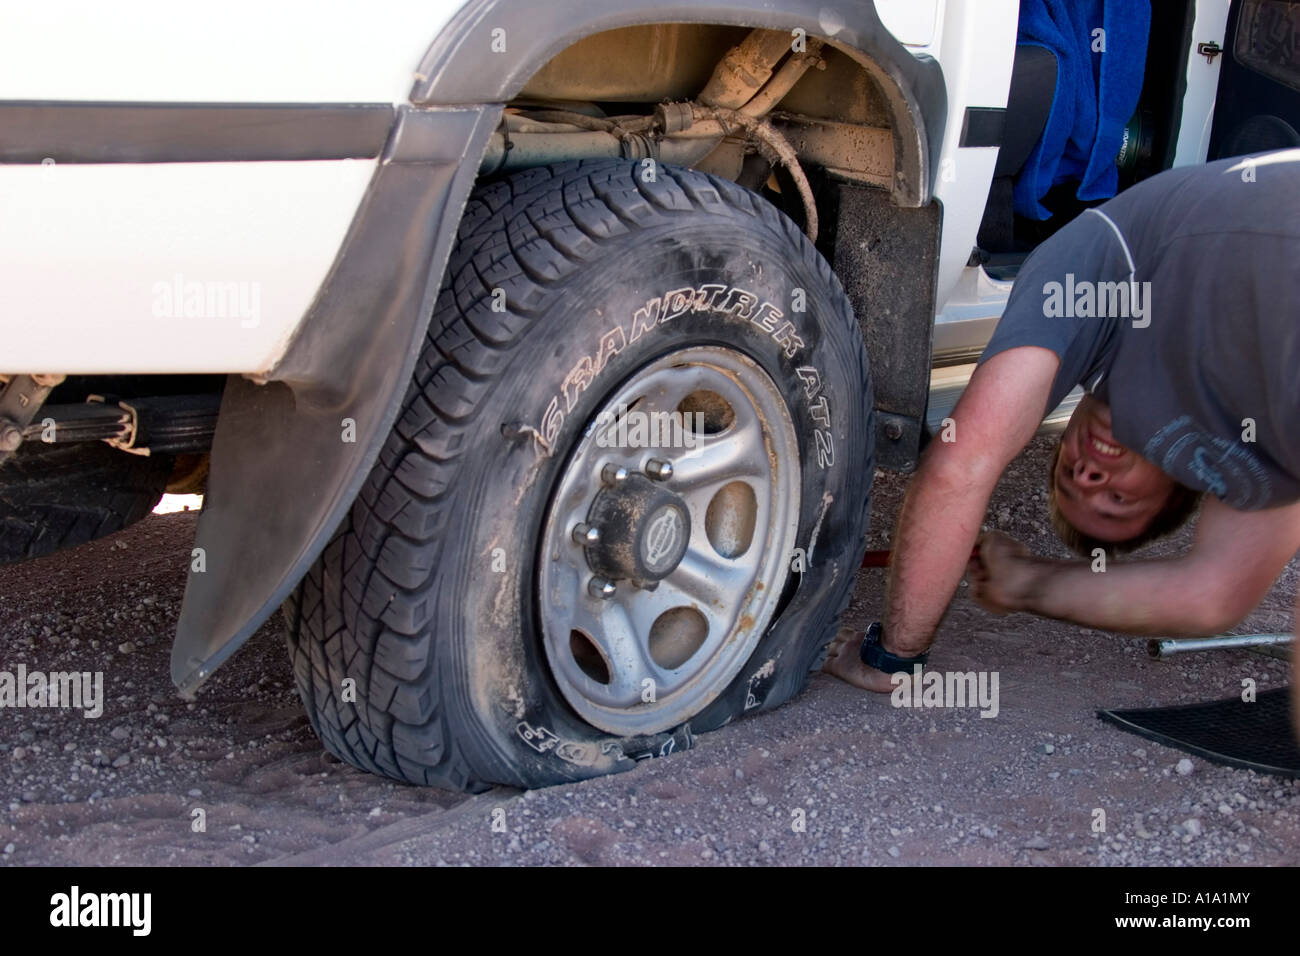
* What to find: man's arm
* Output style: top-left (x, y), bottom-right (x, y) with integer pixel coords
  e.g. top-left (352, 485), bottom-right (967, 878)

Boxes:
top-left (972, 497), bottom-right (1300, 634)
top-left (882, 347), bottom-right (1061, 655)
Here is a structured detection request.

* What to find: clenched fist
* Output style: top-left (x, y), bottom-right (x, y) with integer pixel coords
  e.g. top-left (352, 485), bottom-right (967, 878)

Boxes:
top-left (967, 531), bottom-right (1044, 615)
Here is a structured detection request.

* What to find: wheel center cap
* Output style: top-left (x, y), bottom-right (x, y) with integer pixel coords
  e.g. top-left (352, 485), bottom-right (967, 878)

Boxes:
top-left (584, 473), bottom-right (691, 583)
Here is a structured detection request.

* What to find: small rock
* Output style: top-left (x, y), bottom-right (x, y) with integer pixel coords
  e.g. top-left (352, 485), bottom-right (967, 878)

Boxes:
top-left (1175, 758), bottom-right (1194, 776)
top-left (749, 794), bottom-right (768, 808)
top-left (187, 789), bottom-right (202, 798)
top-left (117, 642), bottom-right (136, 655)
top-left (1183, 818), bottom-right (1204, 837)
top-left (110, 725), bottom-right (131, 740)
top-left (112, 754), bottom-right (130, 768)
top-left (1024, 835), bottom-right (1050, 850)
top-left (10, 747), bottom-right (25, 761)
top-left (887, 846), bottom-right (901, 858)
top-left (1037, 743), bottom-right (1055, 755)
top-left (2, 844), bottom-right (13, 855)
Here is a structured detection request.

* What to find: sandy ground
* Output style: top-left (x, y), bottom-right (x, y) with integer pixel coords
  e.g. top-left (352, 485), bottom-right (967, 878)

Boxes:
top-left (1, 436), bottom-right (1297, 866)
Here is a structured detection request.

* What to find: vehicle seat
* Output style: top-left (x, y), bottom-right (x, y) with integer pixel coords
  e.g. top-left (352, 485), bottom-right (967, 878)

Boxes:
top-left (997, 44), bottom-right (1059, 178)
top-left (977, 44), bottom-right (1059, 265)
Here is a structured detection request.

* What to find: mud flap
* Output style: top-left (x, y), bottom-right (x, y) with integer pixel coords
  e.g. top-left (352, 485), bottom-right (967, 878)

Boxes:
top-left (817, 180), bottom-right (942, 472)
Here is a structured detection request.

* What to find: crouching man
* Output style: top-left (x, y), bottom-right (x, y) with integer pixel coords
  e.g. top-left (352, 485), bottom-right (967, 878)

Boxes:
top-left (824, 151), bottom-right (1300, 737)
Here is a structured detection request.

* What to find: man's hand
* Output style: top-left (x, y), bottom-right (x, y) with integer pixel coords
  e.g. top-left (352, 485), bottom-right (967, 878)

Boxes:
top-left (967, 531), bottom-right (1043, 615)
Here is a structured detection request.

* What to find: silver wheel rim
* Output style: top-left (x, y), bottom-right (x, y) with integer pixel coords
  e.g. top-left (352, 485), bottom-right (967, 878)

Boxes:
top-left (537, 346), bottom-right (801, 736)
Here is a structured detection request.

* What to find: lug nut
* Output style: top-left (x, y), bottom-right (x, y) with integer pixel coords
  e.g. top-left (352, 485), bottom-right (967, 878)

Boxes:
top-left (588, 577), bottom-right (617, 599)
top-left (572, 523), bottom-right (600, 546)
top-left (645, 458), bottom-right (673, 481)
top-left (601, 464), bottom-right (629, 485)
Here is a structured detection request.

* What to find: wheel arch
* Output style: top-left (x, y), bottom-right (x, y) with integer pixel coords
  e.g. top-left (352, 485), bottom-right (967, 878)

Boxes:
top-left (413, 0), bottom-right (947, 207)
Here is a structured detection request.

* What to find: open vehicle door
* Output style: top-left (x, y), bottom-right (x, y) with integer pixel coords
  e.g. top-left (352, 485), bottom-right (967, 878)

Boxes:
top-left (1208, 0), bottom-right (1300, 158)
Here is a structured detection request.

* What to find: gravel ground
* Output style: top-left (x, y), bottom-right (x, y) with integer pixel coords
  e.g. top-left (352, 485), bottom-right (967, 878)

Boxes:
top-left (1, 436), bottom-right (1297, 866)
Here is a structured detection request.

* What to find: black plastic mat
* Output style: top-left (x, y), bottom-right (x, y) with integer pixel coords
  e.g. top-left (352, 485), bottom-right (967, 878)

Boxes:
top-left (1098, 688), bottom-right (1300, 779)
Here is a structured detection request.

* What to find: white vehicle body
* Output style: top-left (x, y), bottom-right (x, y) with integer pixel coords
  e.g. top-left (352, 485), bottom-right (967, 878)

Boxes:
top-left (0, 0), bottom-right (1020, 374)
top-left (0, 1), bottom-right (460, 374)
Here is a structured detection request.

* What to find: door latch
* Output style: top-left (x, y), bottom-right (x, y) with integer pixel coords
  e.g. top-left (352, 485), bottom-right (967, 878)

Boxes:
top-left (1197, 41), bottom-right (1222, 64)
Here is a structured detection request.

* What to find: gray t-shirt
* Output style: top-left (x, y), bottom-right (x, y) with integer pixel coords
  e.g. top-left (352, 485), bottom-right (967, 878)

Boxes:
top-left (979, 151), bottom-right (1300, 510)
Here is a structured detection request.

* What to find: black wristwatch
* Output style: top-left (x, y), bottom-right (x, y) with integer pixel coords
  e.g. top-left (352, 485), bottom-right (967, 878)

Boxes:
top-left (859, 622), bottom-right (929, 674)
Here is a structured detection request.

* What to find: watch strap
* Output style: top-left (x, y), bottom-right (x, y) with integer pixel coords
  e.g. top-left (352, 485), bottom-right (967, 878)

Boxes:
top-left (859, 622), bottom-right (929, 674)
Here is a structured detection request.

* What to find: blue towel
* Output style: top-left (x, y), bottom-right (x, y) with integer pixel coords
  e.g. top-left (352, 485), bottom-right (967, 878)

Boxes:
top-left (1013, 0), bottom-right (1151, 220)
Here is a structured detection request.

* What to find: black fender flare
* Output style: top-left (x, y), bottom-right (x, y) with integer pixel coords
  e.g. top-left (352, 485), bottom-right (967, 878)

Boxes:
top-left (413, 0), bottom-right (946, 205)
top-left (170, 105), bottom-right (500, 692)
